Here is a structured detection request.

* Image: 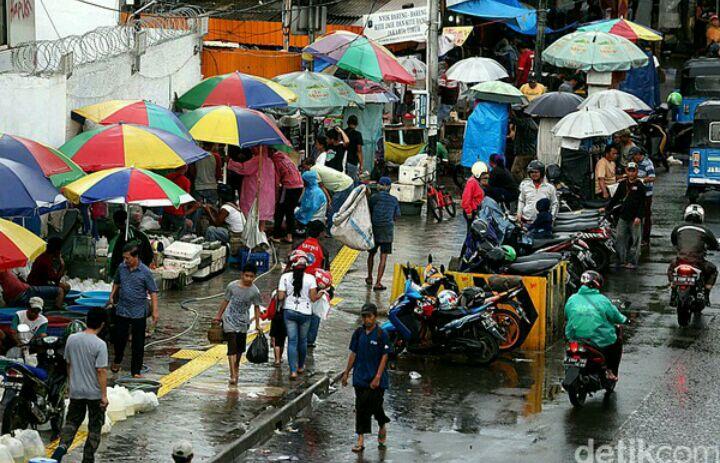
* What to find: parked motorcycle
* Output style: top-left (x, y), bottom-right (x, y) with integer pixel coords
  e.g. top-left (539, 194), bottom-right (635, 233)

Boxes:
top-left (1, 324), bottom-right (68, 435)
top-left (670, 263), bottom-right (706, 327)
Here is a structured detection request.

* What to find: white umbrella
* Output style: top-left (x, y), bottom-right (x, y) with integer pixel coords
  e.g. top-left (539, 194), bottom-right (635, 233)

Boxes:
top-left (579, 89), bottom-right (652, 112)
top-left (446, 57), bottom-right (509, 83)
top-left (552, 107), bottom-right (636, 139)
top-left (398, 56), bottom-right (427, 83)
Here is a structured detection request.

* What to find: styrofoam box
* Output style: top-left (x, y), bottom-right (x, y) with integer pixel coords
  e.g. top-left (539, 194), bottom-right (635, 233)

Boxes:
top-left (163, 256), bottom-right (202, 270)
top-left (193, 266), bottom-right (211, 279)
top-left (163, 241), bottom-right (203, 260)
top-left (398, 164), bottom-right (429, 186)
top-left (390, 183), bottom-right (425, 203)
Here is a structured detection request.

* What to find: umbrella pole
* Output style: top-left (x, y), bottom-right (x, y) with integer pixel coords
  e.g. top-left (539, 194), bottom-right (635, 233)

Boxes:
top-left (124, 203), bottom-right (129, 241)
top-left (305, 116), bottom-right (311, 159)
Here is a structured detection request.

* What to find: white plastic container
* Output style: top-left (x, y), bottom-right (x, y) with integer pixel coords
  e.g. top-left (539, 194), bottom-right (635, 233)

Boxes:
top-left (0, 435), bottom-right (24, 463)
top-left (163, 242), bottom-right (202, 260)
top-left (398, 164), bottom-right (428, 186)
top-left (15, 429), bottom-right (44, 461)
top-left (390, 183), bottom-right (425, 203)
top-left (0, 444), bottom-right (13, 463)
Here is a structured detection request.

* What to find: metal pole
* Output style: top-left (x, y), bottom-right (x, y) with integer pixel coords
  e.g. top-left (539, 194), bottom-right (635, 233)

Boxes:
top-left (533, 0), bottom-right (547, 84)
top-left (305, 0), bottom-right (317, 158)
top-left (426, 0), bottom-right (440, 157)
top-left (282, 0), bottom-right (292, 51)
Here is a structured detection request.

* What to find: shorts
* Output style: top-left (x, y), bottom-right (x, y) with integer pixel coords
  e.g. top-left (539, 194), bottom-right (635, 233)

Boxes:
top-left (371, 242), bottom-right (392, 255)
top-left (270, 311), bottom-right (287, 345)
top-left (224, 331), bottom-right (248, 356)
top-left (15, 286), bottom-right (61, 305)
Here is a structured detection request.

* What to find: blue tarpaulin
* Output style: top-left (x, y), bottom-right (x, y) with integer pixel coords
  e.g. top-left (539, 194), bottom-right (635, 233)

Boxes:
top-left (450, 0), bottom-right (576, 35)
top-left (619, 50), bottom-right (660, 109)
top-left (461, 101), bottom-right (508, 167)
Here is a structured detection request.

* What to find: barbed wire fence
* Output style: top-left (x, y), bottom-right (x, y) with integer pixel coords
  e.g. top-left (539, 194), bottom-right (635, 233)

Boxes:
top-left (10, 4), bottom-right (206, 75)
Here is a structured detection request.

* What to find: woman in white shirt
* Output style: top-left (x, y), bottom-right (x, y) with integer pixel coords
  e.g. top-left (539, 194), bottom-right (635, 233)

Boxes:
top-left (277, 250), bottom-right (320, 380)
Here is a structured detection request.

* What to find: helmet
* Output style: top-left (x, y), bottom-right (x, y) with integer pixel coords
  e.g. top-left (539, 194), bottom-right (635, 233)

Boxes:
top-left (501, 245), bottom-right (517, 262)
top-left (684, 204), bottom-right (705, 224)
top-left (545, 164), bottom-right (562, 183)
top-left (526, 160), bottom-right (545, 177)
top-left (289, 249), bottom-right (309, 269)
top-left (470, 218), bottom-right (489, 239)
top-left (667, 91), bottom-right (682, 107)
top-left (64, 320), bottom-right (86, 339)
top-left (314, 269), bottom-right (333, 289)
top-left (437, 290), bottom-right (458, 311)
top-left (580, 270), bottom-right (604, 289)
top-left (460, 286), bottom-right (486, 308)
top-left (471, 161), bottom-right (488, 178)
top-left (423, 265), bottom-right (443, 285)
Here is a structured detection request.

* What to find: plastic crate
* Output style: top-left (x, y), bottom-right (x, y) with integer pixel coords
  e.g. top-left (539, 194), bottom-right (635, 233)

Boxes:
top-left (245, 251), bottom-right (270, 273)
top-left (163, 241), bottom-right (203, 260)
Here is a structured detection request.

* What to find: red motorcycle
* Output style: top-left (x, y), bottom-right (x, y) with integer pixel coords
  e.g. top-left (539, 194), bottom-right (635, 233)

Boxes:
top-left (670, 263), bottom-right (705, 327)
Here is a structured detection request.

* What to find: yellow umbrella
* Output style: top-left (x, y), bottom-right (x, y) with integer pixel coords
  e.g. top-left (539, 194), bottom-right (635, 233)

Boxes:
top-left (0, 218), bottom-right (45, 270)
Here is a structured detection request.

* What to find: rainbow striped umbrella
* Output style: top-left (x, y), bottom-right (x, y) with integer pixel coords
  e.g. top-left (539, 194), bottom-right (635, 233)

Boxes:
top-left (71, 100), bottom-right (192, 140)
top-left (578, 18), bottom-right (662, 43)
top-left (0, 218), bottom-right (45, 270)
top-left (0, 133), bottom-right (84, 187)
top-left (62, 167), bottom-right (194, 208)
top-left (179, 106), bottom-right (291, 148)
top-left (60, 124), bottom-right (207, 173)
top-left (176, 71), bottom-right (297, 110)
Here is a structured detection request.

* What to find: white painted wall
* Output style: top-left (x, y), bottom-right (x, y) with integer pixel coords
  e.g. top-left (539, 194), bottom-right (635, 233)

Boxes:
top-left (0, 33), bottom-right (201, 147)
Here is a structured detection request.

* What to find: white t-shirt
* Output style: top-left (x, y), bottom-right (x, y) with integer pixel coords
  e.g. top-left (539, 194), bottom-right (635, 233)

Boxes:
top-left (315, 151), bottom-right (328, 167)
top-left (278, 272), bottom-right (317, 315)
top-left (221, 204), bottom-right (246, 233)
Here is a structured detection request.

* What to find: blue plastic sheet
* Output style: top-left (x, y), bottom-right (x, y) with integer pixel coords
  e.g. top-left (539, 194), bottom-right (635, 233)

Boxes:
top-left (461, 102), bottom-right (508, 168)
top-left (619, 50), bottom-right (660, 109)
top-left (450, 0), bottom-right (576, 35)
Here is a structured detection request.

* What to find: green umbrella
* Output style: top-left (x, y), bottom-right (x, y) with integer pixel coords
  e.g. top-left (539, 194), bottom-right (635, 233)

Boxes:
top-left (542, 31), bottom-right (648, 72)
top-left (273, 71), bottom-right (364, 117)
top-left (470, 81), bottom-right (527, 105)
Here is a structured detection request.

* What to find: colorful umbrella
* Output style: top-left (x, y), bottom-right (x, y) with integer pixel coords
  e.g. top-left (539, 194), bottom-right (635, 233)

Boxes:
top-left (0, 218), bottom-right (45, 270)
top-left (62, 167), bottom-right (194, 208)
top-left (398, 56), bottom-right (427, 83)
top-left (542, 31), bottom-right (649, 72)
top-left (0, 159), bottom-right (67, 217)
top-left (577, 18), bottom-right (663, 42)
top-left (60, 124), bottom-right (208, 173)
top-left (578, 89), bottom-right (652, 112)
top-left (179, 106), bottom-right (291, 148)
top-left (273, 71), bottom-right (364, 116)
top-left (525, 92), bottom-right (584, 118)
top-left (304, 31), bottom-right (414, 84)
top-left (71, 100), bottom-right (192, 140)
top-left (348, 79), bottom-right (400, 104)
top-left (176, 71), bottom-right (297, 110)
top-left (446, 57), bottom-right (509, 83)
top-left (470, 81), bottom-right (527, 104)
top-left (0, 133), bottom-right (84, 187)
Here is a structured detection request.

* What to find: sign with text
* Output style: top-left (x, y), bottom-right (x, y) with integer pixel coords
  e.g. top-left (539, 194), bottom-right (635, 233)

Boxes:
top-left (363, 7), bottom-right (427, 45)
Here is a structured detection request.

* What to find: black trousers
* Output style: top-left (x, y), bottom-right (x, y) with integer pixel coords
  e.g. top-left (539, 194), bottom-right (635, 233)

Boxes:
top-left (354, 386), bottom-right (390, 435)
top-left (600, 338), bottom-right (623, 376)
top-left (113, 315), bottom-right (146, 375)
top-left (273, 187), bottom-right (303, 238)
top-left (55, 399), bottom-right (104, 463)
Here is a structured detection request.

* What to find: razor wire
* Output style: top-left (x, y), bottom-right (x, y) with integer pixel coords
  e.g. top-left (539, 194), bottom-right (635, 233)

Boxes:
top-left (10, 4), bottom-right (205, 75)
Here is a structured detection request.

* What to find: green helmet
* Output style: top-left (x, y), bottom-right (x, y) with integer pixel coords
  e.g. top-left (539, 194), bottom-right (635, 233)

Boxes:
top-left (64, 320), bottom-right (86, 339)
top-left (667, 92), bottom-right (682, 107)
top-left (501, 245), bottom-right (517, 262)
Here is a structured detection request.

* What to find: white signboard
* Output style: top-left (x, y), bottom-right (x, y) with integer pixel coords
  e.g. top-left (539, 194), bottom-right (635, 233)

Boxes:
top-left (363, 7), bottom-right (428, 45)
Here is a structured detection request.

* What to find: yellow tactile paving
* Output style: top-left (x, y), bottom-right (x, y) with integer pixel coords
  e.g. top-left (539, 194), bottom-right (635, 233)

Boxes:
top-left (330, 246), bottom-right (360, 283)
top-left (171, 349), bottom-right (206, 360)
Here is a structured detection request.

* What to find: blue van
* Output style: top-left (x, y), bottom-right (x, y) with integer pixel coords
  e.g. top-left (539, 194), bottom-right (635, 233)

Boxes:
top-left (687, 100), bottom-right (720, 201)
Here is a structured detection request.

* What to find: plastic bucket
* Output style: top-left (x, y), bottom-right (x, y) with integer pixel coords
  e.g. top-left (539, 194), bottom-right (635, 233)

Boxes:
top-left (75, 298), bottom-right (107, 307)
top-left (80, 291), bottom-right (110, 300)
top-left (65, 290), bottom-right (82, 302)
top-left (0, 308), bottom-right (22, 322)
top-left (114, 377), bottom-right (162, 395)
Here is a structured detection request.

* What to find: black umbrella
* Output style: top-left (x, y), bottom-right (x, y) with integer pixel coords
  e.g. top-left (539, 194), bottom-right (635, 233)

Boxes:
top-left (525, 92), bottom-right (584, 118)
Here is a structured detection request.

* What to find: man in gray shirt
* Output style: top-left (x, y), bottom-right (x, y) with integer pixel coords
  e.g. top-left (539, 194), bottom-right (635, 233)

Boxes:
top-left (52, 307), bottom-right (108, 463)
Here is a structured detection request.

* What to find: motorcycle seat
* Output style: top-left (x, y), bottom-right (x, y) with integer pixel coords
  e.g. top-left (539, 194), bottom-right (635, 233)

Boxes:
top-left (530, 237), bottom-right (568, 249)
top-left (515, 252), bottom-right (563, 263)
top-left (9, 363), bottom-right (48, 381)
top-left (431, 308), bottom-right (468, 326)
top-left (581, 200), bottom-right (609, 209)
top-left (553, 221), bottom-right (601, 232)
top-left (507, 259), bottom-right (560, 275)
top-left (557, 210), bottom-right (602, 220)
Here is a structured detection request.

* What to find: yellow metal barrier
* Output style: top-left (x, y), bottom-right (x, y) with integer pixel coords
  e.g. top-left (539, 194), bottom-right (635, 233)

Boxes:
top-left (389, 262), bottom-right (567, 351)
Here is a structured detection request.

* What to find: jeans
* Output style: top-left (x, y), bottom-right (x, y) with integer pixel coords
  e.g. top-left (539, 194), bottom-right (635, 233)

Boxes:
top-left (615, 218), bottom-right (642, 265)
top-left (283, 309), bottom-right (311, 373)
top-left (15, 285), bottom-right (60, 306)
top-left (273, 187), bottom-right (303, 238)
top-left (53, 399), bottom-right (104, 463)
top-left (307, 315), bottom-right (321, 346)
top-left (345, 163), bottom-right (360, 183)
top-left (113, 315), bottom-right (146, 376)
top-left (205, 226), bottom-right (230, 244)
top-left (642, 196), bottom-right (653, 244)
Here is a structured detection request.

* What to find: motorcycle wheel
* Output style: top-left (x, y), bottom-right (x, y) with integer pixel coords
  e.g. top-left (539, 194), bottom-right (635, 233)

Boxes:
top-left (444, 195), bottom-right (457, 217)
top-left (470, 331), bottom-right (500, 365)
top-left (386, 331), bottom-right (405, 360)
top-left (2, 395), bottom-right (32, 434)
top-left (567, 383), bottom-right (587, 407)
top-left (428, 196), bottom-right (443, 222)
top-left (677, 306), bottom-right (691, 327)
top-left (588, 242), bottom-right (610, 272)
top-left (491, 308), bottom-right (523, 351)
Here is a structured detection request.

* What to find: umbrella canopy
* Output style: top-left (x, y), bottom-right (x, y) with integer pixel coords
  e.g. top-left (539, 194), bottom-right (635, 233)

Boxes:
top-left (0, 134), bottom-right (84, 187)
top-left (60, 124), bottom-right (208, 173)
top-left (552, 107), bottom-right (637, 138)
top-left (176, 71), bottom-right (297, 110)
top-left (304, 31), bottom-right (414, 84)
top-left (525, 92), bottom-right (584, 117)
top-left (62, 167), bottom-right (195, 208)
top-left (470, 81), bottom-right (527, 104)
top-left (71, 100), bottom-right (192, 140)
top-left (398, 56), bottom-right (427, 83)
top-left (577, 18), bottom-right (663, 42)
top-left (348, 79), bottom-right (400, 104)
top-left (0, 159), bottom-right (67, 217)
top-left (273, 71), bottom-right (364, 116)
top-left (446, 57), bottom-right (509, 83)
top-left (542, 31), bottom-right (649, 72)
top-left (578, 89), bottom-right (652, 112)
top-left (0, 218), bottom-right (45, 270)
top-left (180, 106), bottom-right (291, 148)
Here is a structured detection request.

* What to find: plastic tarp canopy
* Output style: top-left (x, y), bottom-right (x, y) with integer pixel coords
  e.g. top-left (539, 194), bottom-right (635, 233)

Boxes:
top-left (619, 50), bottom-right (661, 109)
top-left (343, 105), bottom-right (384, 172)
top-left (449, 0), bottom-right (577, 35)
top-left (461, 101), bottom-right (508, 167)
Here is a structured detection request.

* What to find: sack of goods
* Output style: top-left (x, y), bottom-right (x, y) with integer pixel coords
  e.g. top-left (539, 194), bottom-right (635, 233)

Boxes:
top-left (246, 334), bottom-right (269, 364)
top-left (331, 185), bottom-right (375, 251)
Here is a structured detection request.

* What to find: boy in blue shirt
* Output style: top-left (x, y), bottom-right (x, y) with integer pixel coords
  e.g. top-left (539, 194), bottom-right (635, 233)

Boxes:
top-left (342, 303), bottom-right (391, 453)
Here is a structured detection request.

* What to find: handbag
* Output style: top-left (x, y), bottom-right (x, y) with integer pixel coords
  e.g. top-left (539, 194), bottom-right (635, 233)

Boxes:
top-left (207, 321), bottom-right (224, 344)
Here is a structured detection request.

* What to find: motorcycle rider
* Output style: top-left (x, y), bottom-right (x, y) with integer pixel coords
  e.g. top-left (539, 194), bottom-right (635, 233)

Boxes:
top-left (516, 160), bottom-right (559, 224)
top-left (668, 204), bottom-right (719, 305)
top-left (564, 271), bottom-right (627, 381)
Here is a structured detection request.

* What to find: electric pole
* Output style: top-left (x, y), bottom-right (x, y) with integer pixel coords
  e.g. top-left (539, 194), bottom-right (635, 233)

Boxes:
top-left (533, 0), bottom-right (547, 83)
top-left (426, 0), bottom-right (440, 157)
top-left (282, 0), bottom-right (292, 51)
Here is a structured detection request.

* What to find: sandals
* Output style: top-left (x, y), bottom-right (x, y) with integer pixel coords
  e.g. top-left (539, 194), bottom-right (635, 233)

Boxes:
top-left (378, 427), bottom-right (387, 447)
top-left (111, 364), bottom-right (120, 373)
top-left (373, 284), bottom-right (387, 292)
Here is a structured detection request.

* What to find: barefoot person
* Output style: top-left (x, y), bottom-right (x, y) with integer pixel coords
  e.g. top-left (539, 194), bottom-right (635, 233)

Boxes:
top-left (341, 303), bottom-right (391, 453)
top-left (366, 177), bottom-right (400, 291)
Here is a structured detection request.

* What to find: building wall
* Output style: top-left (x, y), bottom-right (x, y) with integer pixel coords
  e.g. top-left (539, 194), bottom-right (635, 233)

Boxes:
top-left (202, 48), bottom-right (302, 79)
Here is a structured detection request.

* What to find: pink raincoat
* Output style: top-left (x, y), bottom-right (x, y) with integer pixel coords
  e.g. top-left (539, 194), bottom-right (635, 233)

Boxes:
top-left (228, 147), bottom-right (276, 221)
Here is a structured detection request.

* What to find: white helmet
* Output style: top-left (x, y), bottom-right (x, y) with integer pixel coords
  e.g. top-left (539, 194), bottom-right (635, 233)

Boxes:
top-left (471, 161), bottom-right (488, 178)
top-left (684, 204), bottom-right (705, 224)
top-left (437, 290), bottom-right (458, 311)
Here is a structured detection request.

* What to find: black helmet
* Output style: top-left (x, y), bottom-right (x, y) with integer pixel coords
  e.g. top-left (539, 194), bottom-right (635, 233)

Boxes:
top-left (470, 218), bottom-right (489, 239)
top-left (526, 160), bottom-right (545, 177)
top-left (460, 286), bottom-right (486, 308)
top-left (580, 270), bottom-right (604, 289)
top-left (545, 164), bottom-right (561, 183)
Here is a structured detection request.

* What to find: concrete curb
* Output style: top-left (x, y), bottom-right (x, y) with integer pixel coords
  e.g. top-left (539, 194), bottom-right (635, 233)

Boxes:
top-left (209, 370), bottom-right (344, 463)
